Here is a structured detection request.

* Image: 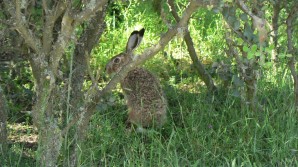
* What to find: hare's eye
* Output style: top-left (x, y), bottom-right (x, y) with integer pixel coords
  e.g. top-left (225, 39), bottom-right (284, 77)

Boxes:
top-left (113, 57), bottom-right (121, 64)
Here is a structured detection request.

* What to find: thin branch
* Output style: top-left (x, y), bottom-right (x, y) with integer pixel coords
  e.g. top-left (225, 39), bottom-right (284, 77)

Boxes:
top-left (236, 0), bottom-right (264, 29)
top-left (85, 51), bottom-right (97, 83)
top-left (223, 14), bottom-right (252, 46)
top-left (49, 0), bottom-right (107, 75)
top-left (42, 0), bottom-right (67, 54)
top-left (286, 4), bottom-right (298, 53)
top-left (272, 0), bottom-right (281, 48)
top-left (71, 0), bottom-right (108, 23)
top-left (237, 0), bottom-right (255, 18)
top-left (168, 0), bottom-right (216, 92)
top-left (48, 11), bottom-right (76, 75)
top-left (168, 0), bottom-right (180, 21)
top-left (237, 0), bottom-right (267, 44)
top-left (42, 0), bottom-right (49, 15)
top-left (4, 0), bottom-right (42, 54)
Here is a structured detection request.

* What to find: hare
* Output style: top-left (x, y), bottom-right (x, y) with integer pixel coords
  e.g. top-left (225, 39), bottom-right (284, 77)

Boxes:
top-left (105, 28), bottom-right (167, 129)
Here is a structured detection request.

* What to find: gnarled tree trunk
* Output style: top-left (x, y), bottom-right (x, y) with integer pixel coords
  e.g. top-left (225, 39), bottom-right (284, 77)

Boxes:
top-left (65, 5), bottom-right (108, 166)
top-left (286, 4), bottom-right (298, 109)
top-left (0, 86), bottom-right (8, 165)
top-left (3, 0), bottom-right (108, 166)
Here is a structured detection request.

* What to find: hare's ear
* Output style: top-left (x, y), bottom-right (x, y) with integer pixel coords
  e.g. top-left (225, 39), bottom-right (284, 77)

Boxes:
top-left (126, 28), bottom-right (145, 53)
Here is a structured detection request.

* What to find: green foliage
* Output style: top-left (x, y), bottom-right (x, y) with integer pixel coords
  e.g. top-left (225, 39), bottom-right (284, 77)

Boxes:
top-left (0, 61), bottom-right (34, 123)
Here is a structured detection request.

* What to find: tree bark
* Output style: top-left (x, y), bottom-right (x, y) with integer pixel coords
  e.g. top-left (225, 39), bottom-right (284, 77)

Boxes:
top-left (65, 4), bottom-right (108, 167)
top-left (32, 76), bottom-right (62, 167)
top-left (0, 86), bottom-right (8, 165)
top-left (286, 4), bottom-right (298, 109)
top-left (272, 0), bottom-right (281, 52)
top-left (243, 65), bottom-right (259, 111)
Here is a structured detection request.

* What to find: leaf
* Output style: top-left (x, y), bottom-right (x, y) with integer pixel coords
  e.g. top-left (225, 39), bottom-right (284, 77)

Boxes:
top-left (243, 23), bottom-right (253, 40)
top-left (108, 96), bottom-right (116, 103)
top-left (233, 20), bottom-right (240, 30)
top-left (237, 38), bottom-right (243, 45)
top-left (232, 158), bottom-right (237, 167)
top-left (243, 45), bottom-right (249, 52)
top-left (251, 44), bottom-right (258, 53)
top-left (255, 52), bottom-right (261, 57)
top-left (247, 52), bottom-right (254, 59)
top-left (231, 89), bottom-right (241, 97)
top-left (233, 75), bottom-right (244, 87)
top-left (240, 13), bottom-right (248, 21)
top-left (213, 8), bottom-right (220, 13)
top-left (268, 44), bottom-right (274, 50)
top-left (261, 6), bottom-right (268, 11)
top-left (278, 53), bottom-right (285, 58)
top-left (263, 62), bottom-right (273, 69)
top-left (286, 54), bottom-right (293, 58)
top-left (228, 16), bottom-right (236, 25)
top-left (264, 47), bottom-right (270, 53)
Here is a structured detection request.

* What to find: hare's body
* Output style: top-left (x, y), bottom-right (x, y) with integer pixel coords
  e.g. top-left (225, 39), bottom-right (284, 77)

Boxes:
top-left (122, 68), bottom-right (167, 127)
top-left (105, 28), bottom-right (167, 128)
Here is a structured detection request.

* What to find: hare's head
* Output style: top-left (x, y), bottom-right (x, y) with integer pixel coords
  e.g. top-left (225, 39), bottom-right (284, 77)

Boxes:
top-left (105, 28), bottom-right (145, 74)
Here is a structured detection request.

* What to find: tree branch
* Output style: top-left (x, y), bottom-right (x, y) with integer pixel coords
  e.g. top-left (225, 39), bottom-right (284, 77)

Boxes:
top-left (236, 0), bottom-right (255, 18)
top-left (4, 0), bottom-right (42, 54)
top-left (49, 0), bottom-right (108, 75)
top-left (272, 0), bottom-right (281, 49)
top-left (71, 0), bottom-right (108, 23)
top-left (286, 3), bottom-right (298, 107)
top-left (237, 0), bottom-right (267, 44)
top-left (168, 0), bottom-right (216, 92)
top-left (42, 0), bottom-right (67, 54)
top-left (286, 3), bottom-right (298, 55)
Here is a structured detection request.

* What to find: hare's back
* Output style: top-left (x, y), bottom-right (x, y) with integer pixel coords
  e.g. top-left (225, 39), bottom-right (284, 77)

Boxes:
top-left (121, 68), bottom-right (165, 102)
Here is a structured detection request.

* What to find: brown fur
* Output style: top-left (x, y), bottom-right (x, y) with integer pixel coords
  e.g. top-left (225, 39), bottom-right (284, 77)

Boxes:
top-left (106, 54), bottom-right (167, 128)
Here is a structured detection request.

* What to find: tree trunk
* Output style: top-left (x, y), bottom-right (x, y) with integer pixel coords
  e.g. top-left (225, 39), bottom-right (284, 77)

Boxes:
top-left (65, 5), bottom-right (108, 167)
top-left (243, 66), bottom-right (260, 111)
top-left (168, 0), bottom-right (217, 92)
top-left (286, 4), bottom-right (298, 109)
top-left (0, 86), bottom-right (8, 165)
top-left (184, 32), bottom-right (217, 92)
top-left (32, 75), bottom-right (62, 167)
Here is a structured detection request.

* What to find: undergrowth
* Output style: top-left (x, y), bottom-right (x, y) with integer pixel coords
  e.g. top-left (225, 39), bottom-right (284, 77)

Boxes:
top-left (76, 68), bottom-right (298, 166)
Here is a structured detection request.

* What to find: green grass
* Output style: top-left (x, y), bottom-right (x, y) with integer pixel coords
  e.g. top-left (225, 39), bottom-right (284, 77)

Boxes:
top-left (68, 71), bottom-right (298, 166)
top-left (4, 68), bottom-right (297, 166)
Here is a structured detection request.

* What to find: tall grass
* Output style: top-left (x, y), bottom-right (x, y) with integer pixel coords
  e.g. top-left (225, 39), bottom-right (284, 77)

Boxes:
top-left (74, 67), bottom-right (298, 166)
